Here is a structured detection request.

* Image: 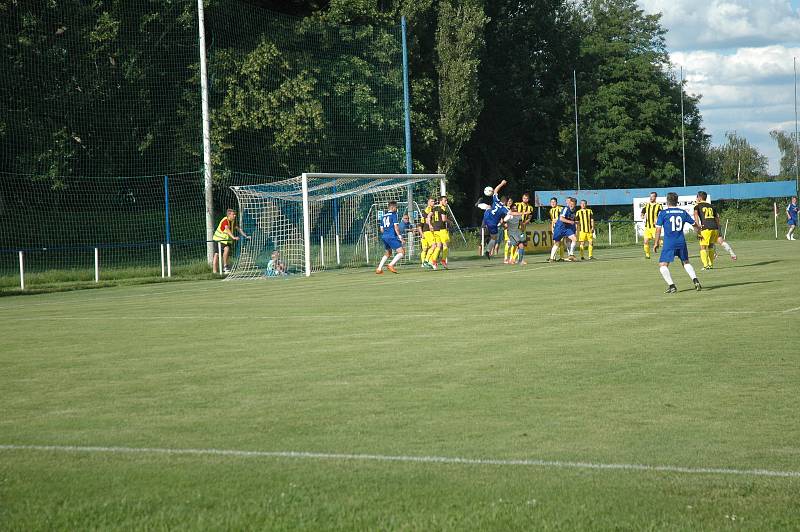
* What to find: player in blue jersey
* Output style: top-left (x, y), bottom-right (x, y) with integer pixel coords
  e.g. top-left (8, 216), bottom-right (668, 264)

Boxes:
top-left (376, 201), bottom-right (405, 274)
top-left (549, 197), bottom-right (578, 262)
top-left (478, 179), bottom-right (508, 259)
top-left (787, 196), bottom-right (798, 240)
top-left (653, 192), bottom-right (702, 293)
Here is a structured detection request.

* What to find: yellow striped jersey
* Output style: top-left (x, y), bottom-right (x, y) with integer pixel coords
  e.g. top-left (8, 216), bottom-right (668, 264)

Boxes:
top-left (576, 208), bottom-right (594, 233)
top-left (422, 205), bottom-right (433, 232)
top-left (514, 202), bottom-right (533, 229)
top-left (693, 202), bottom-right (719, 230)
top-left (549, 205), bottom-right (562, 226)
top-left (641, 202), bottom-right (662, 228)
top-left (429, 205), bottom-right (446, 231)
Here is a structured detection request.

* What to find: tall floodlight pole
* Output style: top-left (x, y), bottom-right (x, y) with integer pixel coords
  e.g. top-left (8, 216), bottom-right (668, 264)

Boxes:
top-left (197, 0), bottom-right (214, 264)
top-left (573, 70), bottom-right (581, 191)
top-left (794, 57), bottom-right (798, 195)
top-left (680, 66), bottom-right (687, 187)
top-left (401, 17), bottom-right (414, 215)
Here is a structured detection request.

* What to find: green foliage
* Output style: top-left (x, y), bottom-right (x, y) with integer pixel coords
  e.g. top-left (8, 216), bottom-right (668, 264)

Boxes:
top-left (568, 0), bottom-right (709, 189)
top-left (707, 131), bottom-right (769, 183)
top-left (435, 0), bottom-right (487, 174)
top-left (770, 129), bottom-right (799, 180)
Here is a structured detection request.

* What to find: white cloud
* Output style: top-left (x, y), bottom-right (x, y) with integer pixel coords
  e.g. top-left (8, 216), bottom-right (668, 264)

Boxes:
top-left (639, 0), bottom-right (800, 51)
top-left (638, 0), bottom-right (800, 173)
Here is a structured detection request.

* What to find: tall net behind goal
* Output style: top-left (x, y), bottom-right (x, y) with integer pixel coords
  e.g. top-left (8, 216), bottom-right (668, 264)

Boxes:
top-left (228, 173), bottom-right (458, 278)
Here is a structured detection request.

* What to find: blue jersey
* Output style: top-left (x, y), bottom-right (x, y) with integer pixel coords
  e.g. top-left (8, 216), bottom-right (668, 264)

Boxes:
top-left (381, 211), bottom-right (399, 239)
top-left (788, 203), bottom-right (798, 221)
top-left (656, 207), bottom-right (694, 247)
top-left (483, 200), bottom-right (509, 227)
top-left (553, 205), bottom-right (575, 233)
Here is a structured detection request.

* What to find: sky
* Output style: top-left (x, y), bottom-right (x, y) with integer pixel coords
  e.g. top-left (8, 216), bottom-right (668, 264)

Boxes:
top-left (637, 0), bottom-right (800, 175)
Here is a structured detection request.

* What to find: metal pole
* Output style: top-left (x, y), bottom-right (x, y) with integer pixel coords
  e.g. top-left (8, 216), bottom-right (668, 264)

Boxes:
top-left (301, 173), bottom-right (312, 277)
top-left (680, 66), bottom-right (686, 187)
top-left (608, 221), bottom-right (612, 246)
top-left (160, 244), bottom-right (165, 278)
top-left (94, 247), bottom-right (99, 283)
top-left (364, 233), bottom-right (369, 264)
top-left (794, 57), bottom-right (798, 195)
top-left (320, 236), bottom-right (324, 268)
top-left (335, 234), bottom-right (341, 265)
top-left (197, 0), bottom-right (215, 265)
top-left (164, 175), bottom-right (172, 278)
top-left (573, 69), bottom-right (581, 191)
top-left (18, 251), bottom-right (24, 290)
top-left (401, 16), bottom-right (414, 217)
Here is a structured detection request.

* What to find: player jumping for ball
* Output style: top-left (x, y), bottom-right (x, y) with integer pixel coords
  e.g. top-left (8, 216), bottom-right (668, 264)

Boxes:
top-left (653, 192), bottom-right (701, 293)
top-left (549, 197), bottom-right (578, 262)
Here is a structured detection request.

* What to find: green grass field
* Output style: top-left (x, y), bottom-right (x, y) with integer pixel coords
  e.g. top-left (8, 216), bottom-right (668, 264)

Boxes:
top-left (1, 240), bottom-right (799, 530)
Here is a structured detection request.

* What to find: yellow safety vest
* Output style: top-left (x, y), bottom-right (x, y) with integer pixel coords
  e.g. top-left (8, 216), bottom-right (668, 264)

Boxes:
top-left (213, 216), bottom-right (235, 243)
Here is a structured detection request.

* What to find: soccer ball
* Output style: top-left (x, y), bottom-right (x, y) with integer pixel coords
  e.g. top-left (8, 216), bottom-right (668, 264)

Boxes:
top-left (483, 186), bottom-right (493, 196)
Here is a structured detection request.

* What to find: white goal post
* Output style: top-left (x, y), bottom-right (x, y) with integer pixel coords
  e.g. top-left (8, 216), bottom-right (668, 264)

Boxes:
top-left (227, 173), bottom-right (465, 278)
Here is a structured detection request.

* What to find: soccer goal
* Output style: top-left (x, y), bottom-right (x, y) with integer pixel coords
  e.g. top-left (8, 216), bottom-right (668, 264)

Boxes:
top-left (227, 173), bottom-right (465, 278)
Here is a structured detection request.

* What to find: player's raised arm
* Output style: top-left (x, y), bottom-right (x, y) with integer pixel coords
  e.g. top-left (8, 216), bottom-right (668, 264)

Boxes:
top-left (493, 179), bottom-right (508, 196)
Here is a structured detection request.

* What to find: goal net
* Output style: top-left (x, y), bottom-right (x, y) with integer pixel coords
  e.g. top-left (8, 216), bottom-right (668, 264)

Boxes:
top-left (227, 173), bottom-right (463, 278)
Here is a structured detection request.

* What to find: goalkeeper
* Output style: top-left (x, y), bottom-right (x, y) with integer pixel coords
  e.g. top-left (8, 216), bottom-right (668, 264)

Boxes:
top-left (212, 208), bottom-right (250, 274)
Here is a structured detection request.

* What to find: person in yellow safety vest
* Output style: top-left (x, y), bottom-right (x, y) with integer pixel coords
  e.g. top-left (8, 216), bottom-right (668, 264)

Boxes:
top-left (212, 208), bottom-right (250, 274)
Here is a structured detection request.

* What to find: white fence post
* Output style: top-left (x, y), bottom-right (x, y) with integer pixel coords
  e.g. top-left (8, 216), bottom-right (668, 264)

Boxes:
top-left (166, 243), bottom-right (172, 278)
top-left (217, 242), bottom-right (223, 274)
top-left (774, 202), bottom-right (778, 239)
top-left (364, 233), bottom-right (370, 263)
top-left (320, 236), bottom-right (324, 268)
top-left (634, 223), bottom-right (639, 243)
top-left (18, 251), bottom-right (24, 290)
top-left (335, 235), bottom-right (341, 266)
top-left (608, 221), bottom-right (612, 246)
top-left (94, 247), bottom-right (99, 283)
top-left (480, 226), bottom-right (485, 255)
top-left (160, 244), bottom-right (165, 278)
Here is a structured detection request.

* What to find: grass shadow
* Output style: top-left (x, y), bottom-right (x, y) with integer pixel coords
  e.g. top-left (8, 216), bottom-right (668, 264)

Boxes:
top-left (702, 279), bottom-right (779, 291)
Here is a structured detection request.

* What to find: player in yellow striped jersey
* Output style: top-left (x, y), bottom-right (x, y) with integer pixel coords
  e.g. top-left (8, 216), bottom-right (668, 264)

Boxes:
top-left (640, 191), bottom-right (662, 259)
top-left (427, 196), bottom-right (450, 269)
top-left (693, 190), bottom-right (736, 269)
top-left (576, 199), bottom-right (595, 260)
top-left (548, 197), bottom-right (565, 260)
top-left (419, 198), bottom-right (435, 268)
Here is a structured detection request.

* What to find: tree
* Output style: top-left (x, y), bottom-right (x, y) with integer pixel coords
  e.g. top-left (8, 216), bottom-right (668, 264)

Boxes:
top-left (435, 0), bottom-right (487, 175)
top-left (770, 129), bottom-right (799, 180)
top-left (566, 0), bottom-right (709, 189)
top-left (707, 132), bottom-right (768, 183)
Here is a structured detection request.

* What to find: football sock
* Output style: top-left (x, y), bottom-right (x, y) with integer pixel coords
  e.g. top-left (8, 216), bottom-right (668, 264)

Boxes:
top-left (659, 265), bottom-right (673, 285)
top-left (644, 243), bottom-right (650, 258)
top-left (441, 246), bottom-right (448, 261)
top-left (550, 244), bottom-right (559, 260)
top-left (700, 249), bottom-right (708, 267)
top-left (378, 255), bottom-right (389, 270)
top-left (517, 248), bottom-right (525, 263)
top-left (389, 252), bottom-right (403, 266)
top-left (559, 243), bottom-right (565, 259)
top-left (487, 239), bottom-right (496, 253)
top-left (683, 262), bottom-right (697, 280)
top-left (568, 241), bottom-right (576, 255)
top-left (504, 244), bottom-right (511, 261)
top-left (420, 248), bottom-right (427, 264)
top-left (579, 243), bottom-right (584, 258)
top-left (721, 241), bottom-right (734, 256)
top-left (429, 246), bottom-right (440, 263)
top-left (588, 244), bottom-right (593, 258)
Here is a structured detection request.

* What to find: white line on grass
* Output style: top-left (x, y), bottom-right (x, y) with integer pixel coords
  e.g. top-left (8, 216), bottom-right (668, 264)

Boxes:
top-left (783, 306), bottom-right (800, 313)
top-left (1, 444), bottom-right (798, 479)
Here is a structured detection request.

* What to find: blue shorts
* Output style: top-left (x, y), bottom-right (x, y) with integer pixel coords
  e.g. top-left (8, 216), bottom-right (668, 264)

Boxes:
top-left (382, 236), bottom-right (402, 251)
top-left (659, 243), bottom-right (689, 263)
top-left (789, 217), bottom-right (797, 226)
top-left (553, 226), bottom-right (575, 242)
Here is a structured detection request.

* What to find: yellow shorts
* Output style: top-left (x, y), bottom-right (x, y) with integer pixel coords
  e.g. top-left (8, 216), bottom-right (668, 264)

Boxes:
top-left (643, 227), bottom-right (657, 241)
top-left (699, 229), bottom-right (719, 247)
top-left (422, 231), bottom-right (434, 247)
top-left (435, 229), bottom-right (450, 245)
top-left (578, 231), bottom-right (593, 242)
